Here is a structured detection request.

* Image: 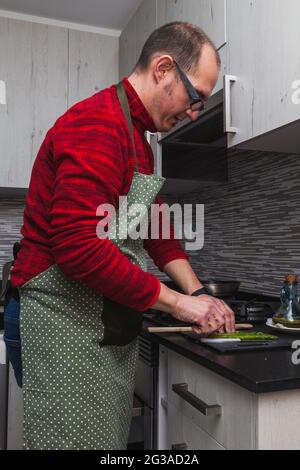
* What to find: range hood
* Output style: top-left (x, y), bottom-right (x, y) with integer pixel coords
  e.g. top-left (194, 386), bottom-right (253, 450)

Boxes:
top-left (158, 90), bottom-right (228, 193)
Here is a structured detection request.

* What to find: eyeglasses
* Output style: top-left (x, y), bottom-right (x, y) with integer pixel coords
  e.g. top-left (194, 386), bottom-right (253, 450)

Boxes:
top-left (173, 60), bottom-right (205, 112)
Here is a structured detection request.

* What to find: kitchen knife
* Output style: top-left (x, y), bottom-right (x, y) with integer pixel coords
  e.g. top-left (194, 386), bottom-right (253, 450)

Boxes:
top-left (147, 323), bottom-right (253, 333)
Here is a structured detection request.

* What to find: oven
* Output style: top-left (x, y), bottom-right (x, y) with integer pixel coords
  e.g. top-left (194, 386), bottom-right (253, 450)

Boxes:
top-left (128, 335), bottom-right (159, 450)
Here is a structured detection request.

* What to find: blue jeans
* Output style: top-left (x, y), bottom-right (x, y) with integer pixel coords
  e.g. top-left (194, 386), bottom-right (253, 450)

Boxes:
top-left (4, 297), bottom-right (22, 387)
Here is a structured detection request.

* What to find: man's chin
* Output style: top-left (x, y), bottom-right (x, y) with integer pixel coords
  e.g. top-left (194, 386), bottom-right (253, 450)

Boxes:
top-left (158, 121), bottom-right (176, 132)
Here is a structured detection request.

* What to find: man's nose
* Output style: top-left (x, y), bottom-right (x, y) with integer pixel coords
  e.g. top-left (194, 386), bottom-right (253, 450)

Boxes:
top-left (185, 108), bottom-right (201, 121)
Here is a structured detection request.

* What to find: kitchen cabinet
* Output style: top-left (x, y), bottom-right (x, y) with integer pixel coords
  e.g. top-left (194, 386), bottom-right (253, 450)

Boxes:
top-left (166, 349), bottom-right (255, 450)
top-left (119, 0), bottom-right (226, 82)
top-left (68, 30), bottom-right (118, 108)
top-left (119, 0), bottom-right (157, 80)
top-left (119, 14), bottom-right (137, 79)
top-left (157, 0), bottom-right (226, 51)
top-left (135, 0), bottom-right (157, 65)
top-left (225, 0), bottom-right (300, 152)
top-left (0, 17), bottom-right (68, 189)
top-left (167, 401), bottom-right (225, 450)
top-left (160, 347), bottom-right (300, 450)
top-left (0, 17), bottom-right (119, 189)
top-left (213, 44), bottom-right (226, 95)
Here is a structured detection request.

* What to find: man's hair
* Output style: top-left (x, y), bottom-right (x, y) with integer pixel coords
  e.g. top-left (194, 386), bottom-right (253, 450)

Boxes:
top-left (135, 21), bottom-right (220, 74)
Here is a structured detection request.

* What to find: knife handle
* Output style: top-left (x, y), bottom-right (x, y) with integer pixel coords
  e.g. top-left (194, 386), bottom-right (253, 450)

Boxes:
top-left (147, 327), bottom-right (194, 333)
top-left (147, 323), bottom-right (253, 334)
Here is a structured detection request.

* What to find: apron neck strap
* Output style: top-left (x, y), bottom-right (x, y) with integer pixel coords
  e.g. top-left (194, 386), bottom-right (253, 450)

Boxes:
top-left (116, 81), bottom-right (139, 173)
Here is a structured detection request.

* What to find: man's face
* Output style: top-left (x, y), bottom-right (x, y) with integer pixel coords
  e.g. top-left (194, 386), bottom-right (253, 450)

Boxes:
top-left (153, 44), bottom-right (220, 132)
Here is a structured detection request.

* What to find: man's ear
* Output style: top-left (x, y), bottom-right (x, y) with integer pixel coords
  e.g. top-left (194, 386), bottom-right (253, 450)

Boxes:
top-left (152, 55), bottom-right (174, 83)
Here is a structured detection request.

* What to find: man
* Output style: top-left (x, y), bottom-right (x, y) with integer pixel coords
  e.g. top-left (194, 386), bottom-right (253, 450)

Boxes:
top-left (11, 22), bottom-right (234, 450)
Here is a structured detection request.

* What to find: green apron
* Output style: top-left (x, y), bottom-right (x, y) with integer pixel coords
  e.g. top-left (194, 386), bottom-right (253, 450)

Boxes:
top-left (19, 82), bottom-right (165, 450)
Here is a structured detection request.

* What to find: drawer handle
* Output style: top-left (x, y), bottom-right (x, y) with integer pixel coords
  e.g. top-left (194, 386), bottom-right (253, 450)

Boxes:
top-left (172, 443), bottom-right (188, 451)
top-left (132, 404), bottom-right (144, 417)
top-left (132, 396), bottom-right (144, 417)
top-left (172, 383), bottom-right (222, 417)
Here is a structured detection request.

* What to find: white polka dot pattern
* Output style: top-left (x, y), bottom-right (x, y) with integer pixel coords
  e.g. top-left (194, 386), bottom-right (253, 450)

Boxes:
top-left (19, 171), bottom-right (165, 450)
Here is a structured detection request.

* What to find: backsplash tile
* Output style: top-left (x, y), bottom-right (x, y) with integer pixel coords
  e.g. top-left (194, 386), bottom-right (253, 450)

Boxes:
top-left (170, 149), bottom-right (300, 297)
top-left (0, 197), bottom-right (25, 270)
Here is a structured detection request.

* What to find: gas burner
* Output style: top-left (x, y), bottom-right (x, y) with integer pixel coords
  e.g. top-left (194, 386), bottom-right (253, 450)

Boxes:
top-left (224, 295), bottom-right (279, 323)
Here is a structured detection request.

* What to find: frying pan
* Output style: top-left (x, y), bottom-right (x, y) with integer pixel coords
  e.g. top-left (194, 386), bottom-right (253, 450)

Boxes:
top-left (201, 280), bottom-right (240, 297)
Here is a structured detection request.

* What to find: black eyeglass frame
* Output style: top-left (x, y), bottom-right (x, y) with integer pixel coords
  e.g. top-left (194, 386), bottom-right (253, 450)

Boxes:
top-left (173, 60), bottom-right (205, 112)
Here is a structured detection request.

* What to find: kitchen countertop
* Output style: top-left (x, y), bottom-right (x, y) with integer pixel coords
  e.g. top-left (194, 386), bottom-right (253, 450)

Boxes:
top-left (141, 320), bottom-right (300, 394)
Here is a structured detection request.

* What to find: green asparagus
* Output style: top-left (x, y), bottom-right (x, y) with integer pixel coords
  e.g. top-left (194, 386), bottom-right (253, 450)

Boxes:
top-left (209, 331), bottom-right (278, 341)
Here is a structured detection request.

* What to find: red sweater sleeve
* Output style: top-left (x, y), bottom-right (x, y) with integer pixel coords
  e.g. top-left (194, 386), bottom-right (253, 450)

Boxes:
top-left (49, 104), bottom-right (160, 312)
top-left (144, 195), bottom-right (189, 271)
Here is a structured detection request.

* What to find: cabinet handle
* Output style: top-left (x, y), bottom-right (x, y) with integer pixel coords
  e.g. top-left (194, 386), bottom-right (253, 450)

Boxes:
top-left (223, 74), bottom-right (237, 134)
top-left (172, 443), bottom-right (188, 451)
top-left (0, 80), bottom-right (6, 105)
top-left (160, 397), bottom-right (168, 410)
top-left (146, 131), bottom-right (162, 177)
top-left (172, 383), bottom-right (222, 417)
top-left (155, 132), bottom-right (162, 177)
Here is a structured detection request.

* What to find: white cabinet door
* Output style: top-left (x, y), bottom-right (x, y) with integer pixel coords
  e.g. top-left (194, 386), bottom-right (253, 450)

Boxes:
top-left (135, 0), bottom-right (157, 63)
top-left (167, 349), bottom-right (257, 450)
top-left (157, 0), bottom-right (226, 50)
top-left (213, 44), bottom-right (226, 95)
top-left (167, 401), bottom-right (225, 450)
top-left (68, 30), bottom-right (118, 108)
top-left (119, 15), bottom-right (137, 80)
top-left (0, 18), bottom-right (68, 188)
top-left (226, 0), bottom-right (300, 149)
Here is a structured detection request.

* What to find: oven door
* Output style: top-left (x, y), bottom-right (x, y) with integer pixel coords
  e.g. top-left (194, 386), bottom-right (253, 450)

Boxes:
top-left (128, 395), bottom-right (153, 450)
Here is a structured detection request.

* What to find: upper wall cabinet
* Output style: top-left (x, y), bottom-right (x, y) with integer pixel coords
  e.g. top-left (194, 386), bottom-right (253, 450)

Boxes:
top-left (0, 18), bottom-right (68, 189)
top-left (68, 30), bottom-right (118, 108)
top-left (0, 18), bottom-right (119, 189)
top-left (157, 0), bottom-right (226, 50)
top-left (119, 0), bottom-right (157, 80)
top-left (135, 0), bottom-right (157, 62)
top-left (119, 0), bottom-right (226, 90)
top-left (119, 14), bottom-right (137, 79)
top-left (226, 0), bottom-right (300, 152)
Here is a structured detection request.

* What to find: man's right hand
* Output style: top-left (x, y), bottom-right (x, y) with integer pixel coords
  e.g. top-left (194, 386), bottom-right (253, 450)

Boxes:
top-left (151, 283), bottom-right (235, 335)
top-left (172, 292), bottom-right (235, 335)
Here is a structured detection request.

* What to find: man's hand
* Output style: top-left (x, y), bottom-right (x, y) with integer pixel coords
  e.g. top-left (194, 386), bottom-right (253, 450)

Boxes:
top-left (171, 293), bottom-right (235, 335)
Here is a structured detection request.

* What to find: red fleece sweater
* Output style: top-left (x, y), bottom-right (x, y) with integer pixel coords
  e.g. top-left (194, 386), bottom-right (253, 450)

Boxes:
top-left (11, 78), bottom-right (188, 311)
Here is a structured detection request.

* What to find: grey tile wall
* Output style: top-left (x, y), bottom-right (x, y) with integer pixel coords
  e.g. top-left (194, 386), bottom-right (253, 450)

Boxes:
top-left (166, 149), bottom-right (300, 297)
top-left (1, 148), bottom-right (300, 298)
top-left (0, 197), bottom-right (25, 269)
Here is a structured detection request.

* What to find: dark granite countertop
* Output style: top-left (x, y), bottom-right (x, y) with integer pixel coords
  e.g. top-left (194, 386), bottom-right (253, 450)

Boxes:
top-left (141, 320), bottom-right (300, 394)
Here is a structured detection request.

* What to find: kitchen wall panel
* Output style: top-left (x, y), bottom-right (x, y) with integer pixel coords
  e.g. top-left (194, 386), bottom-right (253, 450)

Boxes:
top-left (157, 150), bottom-right (300, 296)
